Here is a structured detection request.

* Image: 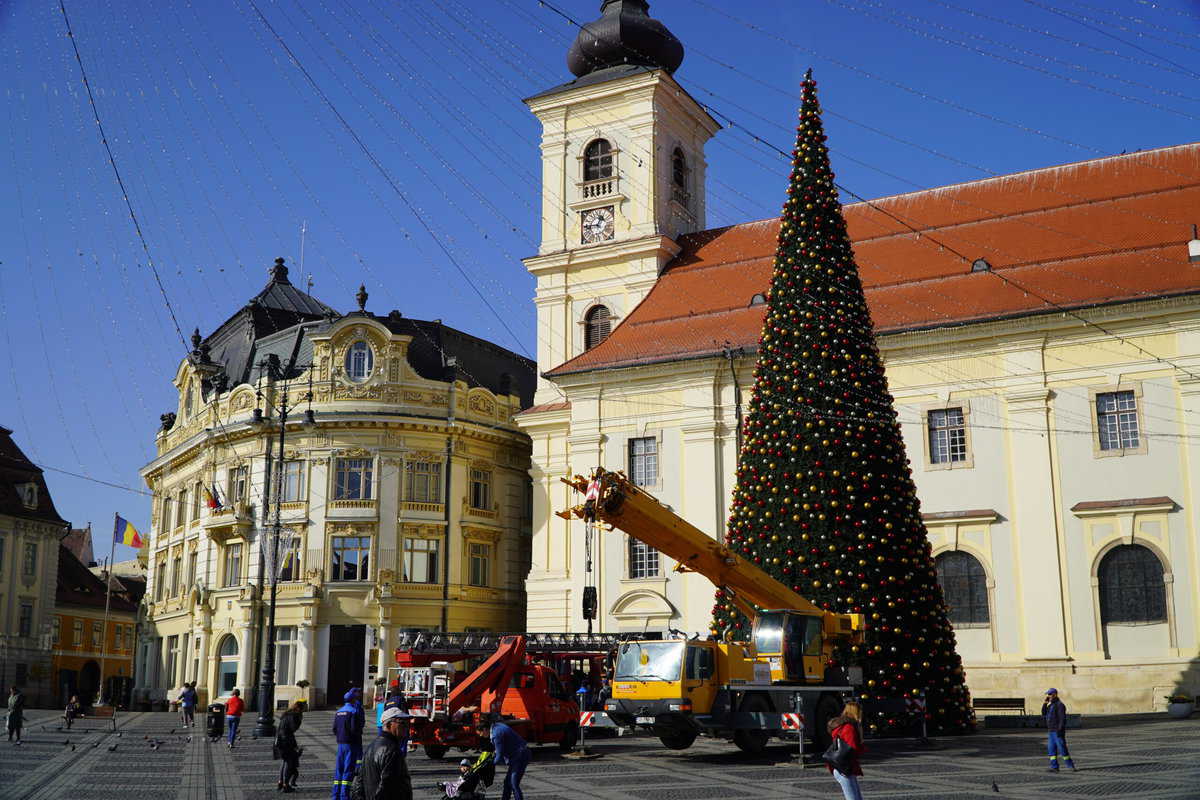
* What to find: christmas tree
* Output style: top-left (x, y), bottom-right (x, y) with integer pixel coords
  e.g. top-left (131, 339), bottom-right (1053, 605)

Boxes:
top-left (712, 71), bottom-right (973, 734)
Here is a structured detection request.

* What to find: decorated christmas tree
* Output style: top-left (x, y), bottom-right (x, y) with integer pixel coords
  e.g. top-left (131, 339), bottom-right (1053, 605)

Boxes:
top-left (712, 71), bottom-right (973, 734)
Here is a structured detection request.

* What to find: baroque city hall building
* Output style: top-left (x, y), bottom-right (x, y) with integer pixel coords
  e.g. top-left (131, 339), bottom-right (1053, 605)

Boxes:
top-left (138, 262), bottom-right (534, 708)
top-left (517, 1), bottom-right (1200, 713)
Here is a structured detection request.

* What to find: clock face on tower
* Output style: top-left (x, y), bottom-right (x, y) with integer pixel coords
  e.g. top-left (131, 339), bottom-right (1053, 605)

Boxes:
top-left (581, 206), bottom-right (615, 244)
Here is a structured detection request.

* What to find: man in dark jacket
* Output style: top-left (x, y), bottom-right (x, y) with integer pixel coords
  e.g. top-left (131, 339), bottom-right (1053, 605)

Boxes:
top-left (332, 688), bottom-right (366, 799)
top-left (1041, 688), bottom-right (1076, 772)
top-left (355, 707), bottom-right (412, 800)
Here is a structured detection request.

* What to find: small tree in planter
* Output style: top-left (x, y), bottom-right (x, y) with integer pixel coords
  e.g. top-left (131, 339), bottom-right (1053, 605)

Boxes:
top-left (1165, 693), bottom-right (1193, 719)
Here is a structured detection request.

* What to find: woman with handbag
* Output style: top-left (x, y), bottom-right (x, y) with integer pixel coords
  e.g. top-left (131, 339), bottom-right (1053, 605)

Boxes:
top-left (275, 702), bottom-right (305, 793)
top-left (823, 701), bottom-right (867, 800)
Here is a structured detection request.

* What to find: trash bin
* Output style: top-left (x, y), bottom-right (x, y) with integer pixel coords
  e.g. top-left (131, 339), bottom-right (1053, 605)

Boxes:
top-left (206, 703), bottom-right (226, 740)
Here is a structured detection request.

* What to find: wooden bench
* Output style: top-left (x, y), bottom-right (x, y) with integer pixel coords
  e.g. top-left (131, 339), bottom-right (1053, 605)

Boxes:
top-left (973, 697), bottom-right (1026, 716)
top-left (70, 705), bottom-right (118, 732)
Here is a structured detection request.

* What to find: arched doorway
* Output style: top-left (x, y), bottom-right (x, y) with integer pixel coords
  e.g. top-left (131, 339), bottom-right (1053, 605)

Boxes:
top-left (217, 635), bottom-right (239, 696)
top-left (79, 661), bottom-right (100, 705)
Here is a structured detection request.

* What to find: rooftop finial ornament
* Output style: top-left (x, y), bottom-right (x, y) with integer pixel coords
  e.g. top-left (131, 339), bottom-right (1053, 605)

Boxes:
top-left (356, 284), bottom-right (368, 312)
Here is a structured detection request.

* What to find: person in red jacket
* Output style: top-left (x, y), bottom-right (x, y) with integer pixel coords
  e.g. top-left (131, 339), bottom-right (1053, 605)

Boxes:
top-left (224, 688), bottom-right (245, 749)
top-left (826, 701), bottom-right (867, 800)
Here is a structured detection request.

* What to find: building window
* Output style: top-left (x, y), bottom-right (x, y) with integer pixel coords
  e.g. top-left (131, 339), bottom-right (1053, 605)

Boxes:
top-left (114, 623), bottom-right (122, 650)
top-left (192, 482), bottom-right (202, 521)
top-left (403, 538), bottom-right (440, 583)
top-left (191, 636), bottom-right (200, 680)
top-left (92, 621), bottom-right (102, 648)
top-left (935, 551), bottom-right (990, 625)
top-left (155, 560), bottom-right (167, 600)
top-left (584, 305), bottom-right (611, 350)
top-left (671, 147), bottom-right (689, 206)
top-left (470, 469), bottom-right (492, 511)
top-left (21, 542), bottom-right (37, 577)
top-left (73, 620), bottom-right (83, 646)
top-left (468, 542), bottom-right (491, 587)
top-left (275, 626), bottom-right (297, 686)
top-left (223, 543), bottom-right (243, 587)
top-left (628, 437), bottom-right (658, 487)
top-left (928, 408), bottom-right (967, 464)
top-left (18, 603), bottom-right (33, 638)
top-left (1098, 544), bottom-right (1166, 624)
top-left (52, 617), bottom-right (60, 645)
top-left (161, 496), bottom-right (172, 529)
top-left (278, 537), bottom-right (301, 582)
top-left (405, 461), bottom-right (442, 503)
top-left (228, 465), bottom-right (249, 505)
top-left (583, 138), bottom-right (613, 181)
top-left (186, 552), bottom-right (197, 589)
top-left (218, 635), bottom-right (239, 694)
top-left (628, 538), bottom-right (660, 579)
top-left (335, 458), bottom-right (374, 500)
top-left (1097, 390), bottom-right (1139, 451)
top-left (184, 382), bottom-right (194, 417)
top-left (176, 489), bottom-right (188, 528)
top-left (281, 460), bottom-right (306, 503)
top-left (330, 536), bottom-right (371, 581)
top-left (165, 634), bottom-right (180, 687)
top-left (344, 341), bottom-right (374, 383)
top-left (171, 555), bottom-right (182, 597)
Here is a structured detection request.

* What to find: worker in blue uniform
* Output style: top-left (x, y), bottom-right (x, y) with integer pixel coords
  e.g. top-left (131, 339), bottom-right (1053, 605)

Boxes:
top-left (331, 688), bottom-right (365, 800)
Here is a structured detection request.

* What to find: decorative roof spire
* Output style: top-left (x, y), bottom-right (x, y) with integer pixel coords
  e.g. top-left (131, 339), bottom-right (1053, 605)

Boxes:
top-left (356, 284), bottom-right (368, 312)
top-left (567, 0), bottom-right (684, 78)
top-left (270, 256), bottom-right (291, 284)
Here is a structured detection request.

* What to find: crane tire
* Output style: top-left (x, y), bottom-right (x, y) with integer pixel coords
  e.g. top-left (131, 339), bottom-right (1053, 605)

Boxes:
top-left (657, 728), bottom-right (697, 749)
top-left (733, 694), bottom-right (771, 755)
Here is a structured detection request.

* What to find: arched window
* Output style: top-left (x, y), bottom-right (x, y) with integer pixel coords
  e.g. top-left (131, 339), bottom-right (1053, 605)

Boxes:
top-left (1098, 544), bottom-right (1166, 624)
top-left (584, 139), bottom-right (613, 181)
top-left (584, 305), bottom-right (612, 350)
top-left (217, 634), bottom-right (239, 694)
top-left (935, 551), bottom-right (989, 625)
top-left (344, 341), bottom-right (374, 383)
top-left (184, 381), bottom-right (194, 417)
top-left (672, 148), bottom-right (687, 189)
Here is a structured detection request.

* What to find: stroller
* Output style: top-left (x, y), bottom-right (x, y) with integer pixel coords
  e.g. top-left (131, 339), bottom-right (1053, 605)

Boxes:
top-left (436, 751), bottom-right (495, 800)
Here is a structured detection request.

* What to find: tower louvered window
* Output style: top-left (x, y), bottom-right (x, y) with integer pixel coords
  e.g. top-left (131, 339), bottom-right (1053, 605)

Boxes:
top-left (584, 305), bottom-right (611, 350)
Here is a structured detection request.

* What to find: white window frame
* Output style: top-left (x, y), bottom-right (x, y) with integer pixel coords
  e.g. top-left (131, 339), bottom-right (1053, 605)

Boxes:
top-left (223, 542), bottom-right (243, 587)
top-left (274, 626), bottom-right (297, 685)
top-left (281, 460), bottom-right (306, 503)
top-left (402, 536), bottom-right (440, 583)
top-left (344, 340), bottom-right (375, 383)
top-left (628, 436), bottom-right (659, 487)
top-left (330, 535), bottom-right (372, 582)
top-left (334, 458), bottom-right (374, 500)
top-left (1091, 384), bottom-right (1148, 457)
top-left (228, 465), bottom-right (249, 505)
top-left (405, 460), bottom-right (443, 504)
top-left (627, 537), bottom-right (660, 580)
top-left (921, 401), bottom-right (975, 471)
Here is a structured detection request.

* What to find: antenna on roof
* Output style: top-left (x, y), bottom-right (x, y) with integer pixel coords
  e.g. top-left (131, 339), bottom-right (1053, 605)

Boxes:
top-left (299, 220), bottom-right (307, 274)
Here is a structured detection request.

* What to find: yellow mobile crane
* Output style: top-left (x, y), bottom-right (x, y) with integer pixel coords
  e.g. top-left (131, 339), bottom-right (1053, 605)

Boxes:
top-left (559, 468), bottom-right (866, 753)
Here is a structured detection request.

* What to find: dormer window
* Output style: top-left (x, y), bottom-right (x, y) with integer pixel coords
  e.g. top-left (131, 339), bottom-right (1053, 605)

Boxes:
top-left (584, 305), bottom-right (612, 350)
top-left (184, 382), bottom-right (195, 417)
top-left (16, 482), bottom-right (37, 510)
top-left (345, 341), bottom-right (374, 383)
top-left (584, 139), bottom-right (614, 181)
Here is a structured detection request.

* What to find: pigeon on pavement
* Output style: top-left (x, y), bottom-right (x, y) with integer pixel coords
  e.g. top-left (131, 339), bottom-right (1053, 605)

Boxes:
top-left (108, 744), bottom-right (117, 752)
top-left (991, 779), bottom-right (1000, 793)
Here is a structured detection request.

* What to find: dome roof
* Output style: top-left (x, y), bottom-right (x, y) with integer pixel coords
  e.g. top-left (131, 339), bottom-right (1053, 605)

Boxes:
top-left (566, 0), bottom-right (684, 78)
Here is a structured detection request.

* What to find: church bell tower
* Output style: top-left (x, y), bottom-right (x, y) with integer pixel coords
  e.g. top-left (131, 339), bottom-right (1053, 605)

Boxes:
top-left (523, 0), bottom-right (720, 402)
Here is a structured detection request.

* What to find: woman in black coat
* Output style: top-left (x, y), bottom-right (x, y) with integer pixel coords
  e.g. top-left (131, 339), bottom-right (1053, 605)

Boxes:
top-left (276, 702), bottom-right (305, 792)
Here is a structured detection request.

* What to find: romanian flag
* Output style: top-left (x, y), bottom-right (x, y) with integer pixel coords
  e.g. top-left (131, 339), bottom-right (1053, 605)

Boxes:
top-left (203, 484), bottom-right (222, 510)
top-left (113, 514), bottom-right (144, 548)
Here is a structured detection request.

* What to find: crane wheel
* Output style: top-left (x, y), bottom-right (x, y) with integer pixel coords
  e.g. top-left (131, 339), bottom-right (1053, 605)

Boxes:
top-left (657, 728), bottom-right (697, 750)
top-left (732, 695), bottom-right (771, 755)
top-left (424, 744), bottom-right (449, 760)
top-left (558, 723), bottom-right (580, 751)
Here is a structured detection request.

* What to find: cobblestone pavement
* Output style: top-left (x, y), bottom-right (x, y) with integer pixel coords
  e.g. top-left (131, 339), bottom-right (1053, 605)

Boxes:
top-left (1, 710), bottom-right (1196, 799)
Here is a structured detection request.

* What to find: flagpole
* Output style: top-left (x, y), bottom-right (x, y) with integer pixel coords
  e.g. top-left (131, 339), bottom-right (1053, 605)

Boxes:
top-left (99, 515), bottom-right (117, 706)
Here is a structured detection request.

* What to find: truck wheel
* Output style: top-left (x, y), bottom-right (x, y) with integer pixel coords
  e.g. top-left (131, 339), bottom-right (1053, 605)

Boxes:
top-left (424, 744), bottom-right (448, 760)
top-left (813, 695), bottom-right (842, 752)
top-left (657, 728), bottom-right (697, 750)
top-left (733, 695), bottom-right (771, 755)
top-left (558, 722), bottom-right (579, 751)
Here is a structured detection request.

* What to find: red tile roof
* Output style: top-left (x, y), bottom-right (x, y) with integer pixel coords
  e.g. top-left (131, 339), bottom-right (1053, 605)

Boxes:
top-left (547, 143), bottom-right (1200, 376)
top-left (515, 400), bottom-right (571, 416)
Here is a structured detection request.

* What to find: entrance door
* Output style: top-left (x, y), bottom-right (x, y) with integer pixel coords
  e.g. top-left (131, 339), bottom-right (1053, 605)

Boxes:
top-left (326, 625), bottom-right (366, 706)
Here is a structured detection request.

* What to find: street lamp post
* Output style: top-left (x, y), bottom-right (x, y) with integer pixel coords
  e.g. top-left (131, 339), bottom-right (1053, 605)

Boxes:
top-left (254, 373), bottom-right (313, 738)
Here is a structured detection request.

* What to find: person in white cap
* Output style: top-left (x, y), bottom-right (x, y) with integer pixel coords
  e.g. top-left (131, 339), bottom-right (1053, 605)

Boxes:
top-left (354, 707), bottom-right (412, 800)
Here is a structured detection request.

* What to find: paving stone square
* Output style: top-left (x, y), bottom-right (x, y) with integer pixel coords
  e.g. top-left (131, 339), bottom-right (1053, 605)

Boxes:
top-left (0, 711), bottom-right (1196, 799)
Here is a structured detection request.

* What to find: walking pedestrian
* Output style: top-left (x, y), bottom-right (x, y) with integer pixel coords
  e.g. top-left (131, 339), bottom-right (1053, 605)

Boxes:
top-left (475, 716), bottom-right (530, 800)
top-left (1042, 689), bottom-right (1076, 772)
top-left (826, 700), bottom-right (867, 800)
top-left (354, 707), bottom-right (412, 800)
top-left (331, 688), bottom-right (365, 800)
top-left (64, 694), bottom-right (81, 730)
top-left (276, 701), bottom-right (305, 793)
top-left (225, 688), bottom-right (245, 749)
top-left (179, 682), bottom-right (198, 728)
top-left (6, 687), bottom-right (25, 745)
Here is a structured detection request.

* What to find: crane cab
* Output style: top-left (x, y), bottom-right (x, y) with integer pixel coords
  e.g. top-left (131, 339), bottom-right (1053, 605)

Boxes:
top-left (752, 610), bottom-right (829, 684)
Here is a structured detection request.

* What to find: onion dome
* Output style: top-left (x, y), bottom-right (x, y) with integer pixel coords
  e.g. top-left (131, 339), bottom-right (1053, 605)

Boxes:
top-left (567, 0), bottom-right (684, 78)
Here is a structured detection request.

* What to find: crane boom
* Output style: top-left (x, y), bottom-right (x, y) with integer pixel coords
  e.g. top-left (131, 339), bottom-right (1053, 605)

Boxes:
top-left (559, 468), bottom-right (824, 617)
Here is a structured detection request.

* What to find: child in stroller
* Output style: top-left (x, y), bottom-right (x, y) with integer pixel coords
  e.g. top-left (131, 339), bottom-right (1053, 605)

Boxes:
top-left (437, 750), bottom-right (495, 799)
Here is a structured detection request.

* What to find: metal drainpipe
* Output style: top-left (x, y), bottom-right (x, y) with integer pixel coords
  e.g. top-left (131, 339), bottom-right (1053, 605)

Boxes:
top-left (440, 358), bottom-right (458, 632)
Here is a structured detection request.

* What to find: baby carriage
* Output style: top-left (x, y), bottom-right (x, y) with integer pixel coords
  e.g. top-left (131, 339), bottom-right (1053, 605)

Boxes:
top-left (436, 751), bottom-right (495, 800)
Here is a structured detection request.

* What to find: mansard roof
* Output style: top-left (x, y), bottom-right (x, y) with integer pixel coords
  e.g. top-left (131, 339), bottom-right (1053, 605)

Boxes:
top-left (547, 142), bottom-right (1200, 377)
top-left (0, 426), bottom-right (67, 525)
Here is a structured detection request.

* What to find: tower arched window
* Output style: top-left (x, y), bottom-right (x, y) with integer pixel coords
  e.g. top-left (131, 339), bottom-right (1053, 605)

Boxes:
top-left (584, 139), bottom-right (614, 182)
top-left (672, 148), bottom-right (687, 189)
top-left (1098, 544), bottom-right (1166, 624)
top-left (184, 381), bottom-right (194, 418)
top-left (345, 340), bottom-right (374, 383)
top-left (584, 305), bottom-right (612, 350)
top-left (935, 551), bottom-right (989, 625)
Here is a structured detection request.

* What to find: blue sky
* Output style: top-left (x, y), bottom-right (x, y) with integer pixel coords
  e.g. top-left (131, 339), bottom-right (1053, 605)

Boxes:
top-left (1, 0), bottom-right (1198, 560)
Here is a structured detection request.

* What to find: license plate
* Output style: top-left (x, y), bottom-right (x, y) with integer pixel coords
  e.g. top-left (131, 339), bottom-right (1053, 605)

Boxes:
top-left (635, 716), bottom-right (655, 725)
